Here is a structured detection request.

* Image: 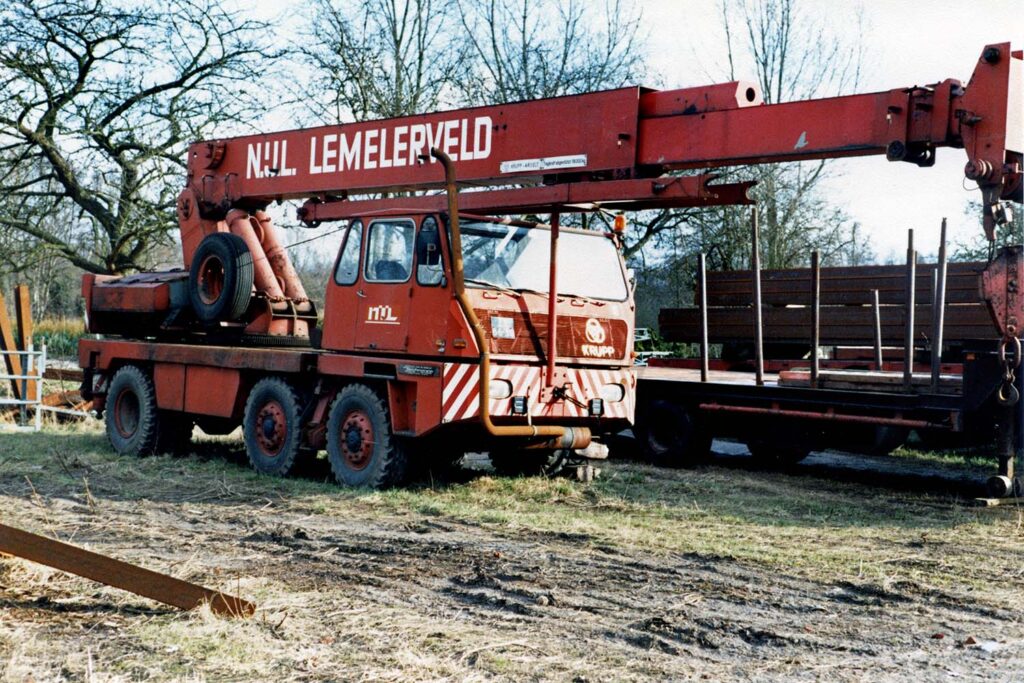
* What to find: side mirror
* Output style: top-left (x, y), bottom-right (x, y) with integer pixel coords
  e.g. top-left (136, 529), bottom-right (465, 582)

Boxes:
top-left (416, 224), bottom-right (441, 266)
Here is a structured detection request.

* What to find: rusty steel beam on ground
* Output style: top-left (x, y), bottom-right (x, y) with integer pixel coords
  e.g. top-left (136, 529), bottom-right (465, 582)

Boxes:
top-left (0, 523), bottom-right (255, 617)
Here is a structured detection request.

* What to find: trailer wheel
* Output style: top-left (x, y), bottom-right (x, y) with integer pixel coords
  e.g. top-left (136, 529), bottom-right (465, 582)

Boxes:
top-left (640, 400), bottom-right (712, 468)
top-left (745, 440), bottom-right (811, 466)
top-left (489, 449), bottom-right (568, 477)
top-left (106, 365), bottom-right (162, 457)
top-left (189, 232), bottom-right (254, 323)
top-left (243, 377), bottom-right (307, 477)
top-left (326, 384), bottom-right (407, 488)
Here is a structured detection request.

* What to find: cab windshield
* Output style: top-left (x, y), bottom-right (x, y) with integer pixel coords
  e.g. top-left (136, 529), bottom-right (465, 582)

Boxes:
top-left (457, 221), bottom-right (628, 301)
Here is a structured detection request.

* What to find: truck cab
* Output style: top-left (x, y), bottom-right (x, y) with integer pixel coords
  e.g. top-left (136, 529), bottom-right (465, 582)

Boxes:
top-left (322, 210), bottom-right (636, 430)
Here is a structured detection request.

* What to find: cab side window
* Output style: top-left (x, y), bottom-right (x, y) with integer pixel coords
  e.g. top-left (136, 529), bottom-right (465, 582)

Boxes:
top-left (365, 220), bottom-right (414, 282)
top-left (416, 216), bottom-right (444, 286)
top-left (333, 220), bottom-right (363, 285)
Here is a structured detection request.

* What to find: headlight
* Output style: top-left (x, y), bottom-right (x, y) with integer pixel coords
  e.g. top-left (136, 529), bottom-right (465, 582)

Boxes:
top-left (599, 383), bottom-right (625, 403)
top-left (489, 379), bottom-right (513, 399)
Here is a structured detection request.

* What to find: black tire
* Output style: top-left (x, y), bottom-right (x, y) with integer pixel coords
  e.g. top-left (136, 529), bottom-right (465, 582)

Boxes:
top-left (861, 426), bottom-right (910, 456)
top-left (105, 365), bottom-right (162, 457)
top-left (637, 400), bottom-right (712, 468)
top-left (189, 232), bottom-right (254, 323)
top-left (243, 377), bottom-right (308, 477)
top-left (326, 384), bottom-right (407, 488)
top-left (489, 449), bottom-right (568, 477)
top-left (746, 440), bottom-right (811, 466)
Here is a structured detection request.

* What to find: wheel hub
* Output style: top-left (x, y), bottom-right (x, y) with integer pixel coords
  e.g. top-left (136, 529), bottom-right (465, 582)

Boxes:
top-left (255, 400), bottom-right (287, 457)
top-left (340, 410), bottom-right (374, 470)
top-left (114, 389), bottom-right (140, 438)
top-left (197, 254), bottom-right (225, 305)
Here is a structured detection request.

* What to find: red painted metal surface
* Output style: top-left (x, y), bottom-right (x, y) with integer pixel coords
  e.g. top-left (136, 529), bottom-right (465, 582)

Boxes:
top-left (181, 87), bottom-right (643, 224)
top-left (181, 44), bottom-right (1017, 245)
top-left (301, 175), bottom-right (754, 222)
top-left (982, 245), bottom-right (1024, 338)
top-left (153, 363), bottom-right (186, 410)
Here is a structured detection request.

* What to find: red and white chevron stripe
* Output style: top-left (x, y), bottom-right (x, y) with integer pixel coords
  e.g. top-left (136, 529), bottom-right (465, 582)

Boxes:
top-left (441, 362), bottom-right (635, 423)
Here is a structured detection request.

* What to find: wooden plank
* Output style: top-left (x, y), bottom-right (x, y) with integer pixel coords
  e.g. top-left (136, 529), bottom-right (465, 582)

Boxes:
top-left (779, 368), bottom-right (962, 394)
top-left (659, 301), bottom-right (995, 345)
top-left (966, 497), bottom-right (1024, 507)
top-left (43, 367), bottom-right (84, 382)
top-left (702, 261), bottom-right (984, 307)
top-left (14, 285), bottom-right (35, 400)
top-left (0, 523), bottom-right (255, 617)
top-left (0, 293), bottom-right (23, 400)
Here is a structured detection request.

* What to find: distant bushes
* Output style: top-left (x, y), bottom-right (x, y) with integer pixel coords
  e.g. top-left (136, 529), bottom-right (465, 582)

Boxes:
top-left (32, 318), bottom-right (85, 360)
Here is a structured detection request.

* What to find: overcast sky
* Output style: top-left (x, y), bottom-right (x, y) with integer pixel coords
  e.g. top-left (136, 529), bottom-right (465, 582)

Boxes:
top-left (239, 0), bottom-right (1021, 262)
top-left (640, 0), bottom-right (1023, 260)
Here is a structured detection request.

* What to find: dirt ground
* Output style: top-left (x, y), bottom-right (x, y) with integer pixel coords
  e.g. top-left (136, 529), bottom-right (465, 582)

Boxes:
top-left (0, 425), bottom-right (1022, 682)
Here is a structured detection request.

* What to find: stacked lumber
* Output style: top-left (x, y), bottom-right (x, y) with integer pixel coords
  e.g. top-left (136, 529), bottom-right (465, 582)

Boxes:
top-left (659, 261), bottom-right (996, 345)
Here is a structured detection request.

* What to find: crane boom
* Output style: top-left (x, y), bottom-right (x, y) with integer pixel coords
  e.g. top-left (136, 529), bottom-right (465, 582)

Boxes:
top-left (179, 42), bottom-right (1020, 251)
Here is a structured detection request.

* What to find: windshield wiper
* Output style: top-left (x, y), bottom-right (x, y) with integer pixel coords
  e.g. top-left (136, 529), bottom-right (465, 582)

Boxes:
top-left (463, 277), bottom-right (521, 297)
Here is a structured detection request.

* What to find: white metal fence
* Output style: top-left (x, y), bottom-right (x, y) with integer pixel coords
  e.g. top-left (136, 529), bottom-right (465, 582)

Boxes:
top-left (0, 345), bottom-right (91, 431)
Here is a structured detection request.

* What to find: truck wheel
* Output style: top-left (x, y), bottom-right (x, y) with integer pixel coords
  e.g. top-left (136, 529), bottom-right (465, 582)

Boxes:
top-left (489, 449), bottom-right (567, 477)
top-left (189, 232), bottom-right (254, 323)
top-left (639, 400), bottom-right (712, 468)
top-left (106, 365), bottom-right (162, 457)
top-left (326, 384), bottom-right (407, 488)
top-left (243, 377), bottom-right (307, 477)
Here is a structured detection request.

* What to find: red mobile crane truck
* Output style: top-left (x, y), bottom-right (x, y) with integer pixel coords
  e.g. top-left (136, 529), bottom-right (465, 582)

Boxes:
top-left (79, 44), bottom-right (1021, 489)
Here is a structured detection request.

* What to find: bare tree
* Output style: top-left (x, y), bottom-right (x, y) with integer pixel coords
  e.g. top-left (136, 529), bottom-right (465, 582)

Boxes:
top-left (299, 0), bottom-right (466, 123)
top-left (0, 0), bottom-right (277, 275)
top-left (953, 200), bottom-right (1023, 262)
top-left (456, 0), bottom-right (644, 103)
top-left (626, 0), bottom-right (873, 328)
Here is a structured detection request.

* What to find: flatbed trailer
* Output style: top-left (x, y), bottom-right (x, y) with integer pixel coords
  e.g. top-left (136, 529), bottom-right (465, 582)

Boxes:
top-left (634, 239), bottom-right (1023, 497)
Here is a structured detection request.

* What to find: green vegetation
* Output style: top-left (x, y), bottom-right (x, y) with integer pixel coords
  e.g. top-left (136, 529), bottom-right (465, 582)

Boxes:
top-left (1, 423), bottom-right (1021, 681)
top-left (32, 318), bottom-right (85, 360)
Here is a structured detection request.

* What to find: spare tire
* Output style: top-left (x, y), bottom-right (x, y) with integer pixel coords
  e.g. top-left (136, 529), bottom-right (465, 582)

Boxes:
top-left (189, 232), bottom-right (254, 322)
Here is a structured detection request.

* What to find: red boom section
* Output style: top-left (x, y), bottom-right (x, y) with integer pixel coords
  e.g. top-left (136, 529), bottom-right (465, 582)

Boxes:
top-left (180, 43), bottom-right (1020, 250)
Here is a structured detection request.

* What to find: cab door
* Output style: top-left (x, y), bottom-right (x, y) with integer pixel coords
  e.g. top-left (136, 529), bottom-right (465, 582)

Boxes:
top-left (354, 218), bottom-right (415, 352)
top-left (322, 219), bottom-right (364, 352)
top-left (406, 215), bottom-right (453, 357)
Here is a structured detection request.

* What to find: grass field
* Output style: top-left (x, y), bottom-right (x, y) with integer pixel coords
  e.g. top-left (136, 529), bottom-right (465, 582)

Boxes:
top-left (1, 422), bottom-right (1022, 681)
